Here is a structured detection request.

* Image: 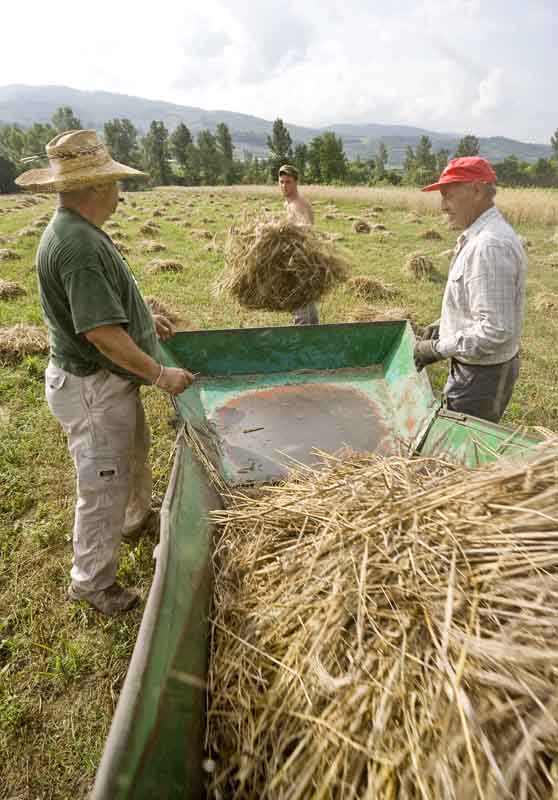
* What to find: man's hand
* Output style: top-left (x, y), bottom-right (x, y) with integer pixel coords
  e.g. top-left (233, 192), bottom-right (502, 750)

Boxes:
top-left (153, 314), bottom-right (175, 341)
top-left (155, 366), bottom-right (196, 396)
top-left (414, 340), bottom-right (443, 372)
top-left (422, 321), bottom-right (440, 340)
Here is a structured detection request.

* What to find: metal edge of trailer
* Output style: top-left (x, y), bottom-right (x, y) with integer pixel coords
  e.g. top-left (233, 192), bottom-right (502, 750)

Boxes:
top-left (91, 433), bottom-right (221, 800)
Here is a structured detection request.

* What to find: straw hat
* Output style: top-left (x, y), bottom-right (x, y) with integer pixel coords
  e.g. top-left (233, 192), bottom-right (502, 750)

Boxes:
top-left (15, 129), bottom-right (148, 192)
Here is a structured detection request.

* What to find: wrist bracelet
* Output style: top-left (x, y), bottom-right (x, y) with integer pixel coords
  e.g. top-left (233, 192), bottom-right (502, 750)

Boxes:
top-left (154, 364), bottom-right (165, 387)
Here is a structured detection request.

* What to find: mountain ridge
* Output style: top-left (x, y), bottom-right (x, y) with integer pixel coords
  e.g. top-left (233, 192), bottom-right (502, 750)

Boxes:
top-left (0, 84), bottom-right (551, 166)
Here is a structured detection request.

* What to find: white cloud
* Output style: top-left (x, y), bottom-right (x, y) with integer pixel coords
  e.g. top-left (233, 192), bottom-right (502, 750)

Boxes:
top-left (0, 0), bottom-right (556, 142)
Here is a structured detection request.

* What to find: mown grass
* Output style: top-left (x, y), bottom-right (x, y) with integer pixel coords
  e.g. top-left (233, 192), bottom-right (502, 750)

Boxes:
top-left (1, 184), bottom-right (557, 798)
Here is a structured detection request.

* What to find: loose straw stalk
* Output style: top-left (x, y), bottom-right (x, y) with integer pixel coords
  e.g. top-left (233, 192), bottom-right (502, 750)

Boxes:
top-left (207, 444), bottom-right (558, 799)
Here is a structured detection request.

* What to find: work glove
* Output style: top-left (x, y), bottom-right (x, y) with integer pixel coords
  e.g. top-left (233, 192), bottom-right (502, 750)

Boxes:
top-left (422, 321), bottom-right (440, 340)
top-left (414, 339), bottom-right (443, 372)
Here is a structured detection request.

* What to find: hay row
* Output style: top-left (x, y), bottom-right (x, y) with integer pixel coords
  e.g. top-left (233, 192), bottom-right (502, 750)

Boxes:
top-left (0, 324), bottom-right (49, 360)
top-left (207, 444), bottom-right (558, 799)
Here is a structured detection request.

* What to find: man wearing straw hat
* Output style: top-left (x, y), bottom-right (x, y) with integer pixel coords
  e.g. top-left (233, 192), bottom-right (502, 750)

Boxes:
top-left (413, 156), bottom-right (526, 423)
top-left (16, 130), bottom-right (195, 615)
top-left (278, 164), bottom-right (319, 326)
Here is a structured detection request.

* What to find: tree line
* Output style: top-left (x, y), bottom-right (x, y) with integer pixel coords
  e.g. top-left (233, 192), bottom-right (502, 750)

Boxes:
top-left (1, 106), bottom-right (558, 193)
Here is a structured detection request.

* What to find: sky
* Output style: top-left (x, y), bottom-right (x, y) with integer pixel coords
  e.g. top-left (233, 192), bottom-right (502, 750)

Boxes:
top-left (1, 0), bottom-right (556, 143)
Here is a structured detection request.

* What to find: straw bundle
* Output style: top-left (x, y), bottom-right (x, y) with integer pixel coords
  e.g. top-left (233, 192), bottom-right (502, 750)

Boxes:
top-left (139, 221), bottom-right (161, 236)
top-left (347, 276), bottom-right (400, 302)
top-left (0, 249), bottom-right (20, 261)
top-left (191, 229), bottom-right (213, 240)
top-left (17, 226), bottom-right (38, 238)
top-left (139, 240), bottom-right (166, 254)
top-left (0, 325), bottom-right (49, 361)
top-left (353, 220), bottom-right (371, 234)
top-left (0, 280), bottom-right (26, 300)
top-left (372, 223), bottom-right (388, 231)
top-left (405, 252), bottom-right (435, 280)
top-left (146, 259), bottom-right (184, 274)
top-left (214, 215), bottom-right (349, 312)
top-left (534, 292), bottom-right (558, 312)
top-left (144, 296), bottom-right (184, 324)
top-left (421, 229), bottom-right (443, 241)
top-left (207, 444), bottom-right (558, 799)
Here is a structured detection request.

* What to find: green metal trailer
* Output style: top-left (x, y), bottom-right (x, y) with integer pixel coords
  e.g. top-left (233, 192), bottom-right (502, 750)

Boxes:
top-left (91, 321), bottom-right (542, 800)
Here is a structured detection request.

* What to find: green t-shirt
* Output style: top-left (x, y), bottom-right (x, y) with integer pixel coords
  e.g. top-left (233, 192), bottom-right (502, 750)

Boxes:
top-left (37, 208), bottom-right (159, 382)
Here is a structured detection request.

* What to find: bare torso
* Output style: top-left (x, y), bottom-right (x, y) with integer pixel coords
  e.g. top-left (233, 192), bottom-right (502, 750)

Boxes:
top-left (284, 194), bottom-right (314, 226)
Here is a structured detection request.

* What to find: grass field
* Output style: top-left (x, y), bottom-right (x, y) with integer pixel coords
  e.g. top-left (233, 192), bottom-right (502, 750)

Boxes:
top-left (1, 184), bottom-right (558, 799)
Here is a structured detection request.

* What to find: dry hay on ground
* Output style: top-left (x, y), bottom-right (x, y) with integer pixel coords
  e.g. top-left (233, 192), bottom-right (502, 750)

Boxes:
top-left (346, 276), bottom-right (400, 301)
top-left (0, 249), bottom-right (20, 261)
top-left (105, 220), bottom-right (121, 231)
top-left (0, 279), bottom-right (26, 300)
top-left (146, 259), bottom-right (184, 274)
top-left (439, 248), bottom-right (455, 259)
top-left (139, 221), bottom-right (161, 236)
top-left (215, 215), bottom-right (349, 312)
top-left (405, 212), bottom-right (423, 224)
top-left (166, 215), bottom-right (182, 222)
top-left (349, 303), bottom-right (413, 324)
top-left (352, 219), bottom-right (371, 234)
top-left (324, 213), bottom-right (337, 221)
top-left (17, 226), bottom-right (38, 238)
top-left (151, 208), bottom-right (164, 217)
top-left (112, 240), bottom-right (130, 255)
top-left (127, 215), bottom-right (139, 222)
top-left (321, 232), bottom-right (345, 243)
top-left (139, 240), bottom-right (167, 254)
top-left (520, 236), bottom-right (533, 250)
top-left (0, 324), bottom-right (49, 361)
top-left (201, 217), bottom-right (215, 224)
top-left (545, 252), bottom-right (558, 268)
top-left (190, 228), bottom-right (214, 240)
top-left (207, 443), bottom-right (558, 800)
top-left (405, 252), bottom-right (435, 280)
top-left (371, 223), bottom-right (387, 232)
top-left (144, 296), bottom-right (185, 325)
top-left (534, 291), bottom-right (558, 312)
top-left (421, 228), bottom-right (443, 240)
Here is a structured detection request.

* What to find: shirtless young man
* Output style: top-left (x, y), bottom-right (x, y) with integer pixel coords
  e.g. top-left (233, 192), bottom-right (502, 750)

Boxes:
top-left (278, 164), bottom-right (318, 325)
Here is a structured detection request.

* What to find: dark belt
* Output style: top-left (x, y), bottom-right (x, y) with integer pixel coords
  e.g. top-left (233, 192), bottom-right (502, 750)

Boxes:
top-left (453, 353), bottom-right (519, 370)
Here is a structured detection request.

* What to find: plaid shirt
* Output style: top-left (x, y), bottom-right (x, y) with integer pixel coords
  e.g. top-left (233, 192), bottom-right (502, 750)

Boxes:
top-left (436, 207), bottom-right (526, 365)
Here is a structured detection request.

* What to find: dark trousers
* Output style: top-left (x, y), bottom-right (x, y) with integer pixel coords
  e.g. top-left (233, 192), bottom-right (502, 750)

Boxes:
top-left (443, 355), bottom-right (520, 423)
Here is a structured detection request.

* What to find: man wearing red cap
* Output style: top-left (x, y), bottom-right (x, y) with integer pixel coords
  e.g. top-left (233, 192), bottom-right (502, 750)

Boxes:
top-left (414, 156), bottom-right (526, 423)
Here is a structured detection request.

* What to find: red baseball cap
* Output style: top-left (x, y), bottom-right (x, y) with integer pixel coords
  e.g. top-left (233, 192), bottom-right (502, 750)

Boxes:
top-left (422, 156), bottom-right (497, 192)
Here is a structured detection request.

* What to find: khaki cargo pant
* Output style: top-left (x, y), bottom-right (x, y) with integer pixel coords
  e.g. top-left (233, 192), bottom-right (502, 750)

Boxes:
top-left (45, 362), bottom-right (152, 594)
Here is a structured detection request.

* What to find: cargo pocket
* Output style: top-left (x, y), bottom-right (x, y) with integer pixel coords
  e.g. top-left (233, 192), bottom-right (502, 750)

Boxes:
top-left (76, 453), bottom-right (128, 495)
top-left (45, 366), bottom-right (68, 419)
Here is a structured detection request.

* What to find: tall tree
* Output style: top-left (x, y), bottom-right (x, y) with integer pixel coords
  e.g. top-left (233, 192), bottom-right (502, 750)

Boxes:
top-left (104, 119), bottom-right (141, 167)
top-left (293, 143), bottom-right (308, 181)
top-left (267, 119), bottom-right (293, 177)
top-left (375, 142), bottom-right (388, 179)
top-left (142, 121), bottom-right (172, 185)
top-left (454, 134), bottom-right (480, 158)
top-left (25, 123), bottom-right (56, 157)
top-left (197, 130), bottom-right (220, 184)
top-left (436, 148), bottom-right (450, 173)
top-left (170, 122), bottom-right (193, 168)
top-left (216, 122), bottom-right (234, 184)
top-left (319, 132), bottom-right (346, 182)
top-left (0, 155), bottom-right (17, 193)
top-left (52, 106), bottom-right (82, 132)
top-left (551, 129), bottom-right (558, 159)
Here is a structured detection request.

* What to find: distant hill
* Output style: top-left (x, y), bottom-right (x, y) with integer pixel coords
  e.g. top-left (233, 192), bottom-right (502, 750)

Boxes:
top-left (0, 84), bottom-right (552, 166)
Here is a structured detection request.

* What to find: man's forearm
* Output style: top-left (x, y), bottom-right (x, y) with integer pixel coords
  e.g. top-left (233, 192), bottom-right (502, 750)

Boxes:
top-left (85, 324), bottom-right (159, 382)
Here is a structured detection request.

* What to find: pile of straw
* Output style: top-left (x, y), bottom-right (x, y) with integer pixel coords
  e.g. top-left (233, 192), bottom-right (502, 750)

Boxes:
top-left (215, 215), bottom-right (349, 312)
top-left (139, 240), bottom-right (166, 254)
top-left (146, 259), bottom-right (184, 274)
top-left (346, 276), bottom-right (400, 302)
top-left (534, 292), bottom-right (558, 312)
top-left (0, 325), bottom-right (49, 361)
top-left (421, 229), bottom-right (443, 241)
top-left (0, 280), bottom-right (26, 300)
top-left (0, 249), bottom-right (20, 261)
top-left (405, 252), bottom-right (435, 280)
top-left (144, 296), bottom-right (184, 325)
top-left (350, 304), bottom-right (413, 325)
top-left (353, 219), bottom-right (371, 234)
top-left (207, 444), bottom-right (558, 799)
top-left (139, 221), bottom-right (161, 236)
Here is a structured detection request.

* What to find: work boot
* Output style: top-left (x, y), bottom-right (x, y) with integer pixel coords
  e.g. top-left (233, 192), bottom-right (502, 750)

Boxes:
top-left (121, 509), bottom-right (160, 543)
top-left (68, 582), bottom-right (140, 615)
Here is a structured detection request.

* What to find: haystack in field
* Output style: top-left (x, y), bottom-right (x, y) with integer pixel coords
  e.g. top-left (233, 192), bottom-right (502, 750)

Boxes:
top-left (352, 219), bottom-right (371, 234)
top-left (534, 292), bottom-right (558, 312)
top-left (18, 226), bottom-right (38, 238)
top-left (346, 276), bottom-right (399, 302)
top-left (207, 443), bottom-right (558, 800)
top-left (139, 221), bottom-right (161, 236)
top-left (405, 212), bottom-right (422, 223)
top-left (146, 259), bottom-right (184, 274)
top-left (151, 208), bottom-right (164, 217)
top-left (0, 280), bottom-right (26, 300)
top-left (371, 223), bottom-right (387, 232)
top-left (0, 325), bottom-right (49, 361)
top-left (191, 229), bottom-right (213, 240)
top-left (214, 215), bottom-right (349, 312)
top-left (405, 252), bottom-right (435, 280)
top-left (546, 252), bottom-right (558, 268)
top-left (0, 249), bottom-right (20, 261)
top-left (421, 228), bottom-right (443, 240)
top-left (139, 240), bottom-right (166, 254)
